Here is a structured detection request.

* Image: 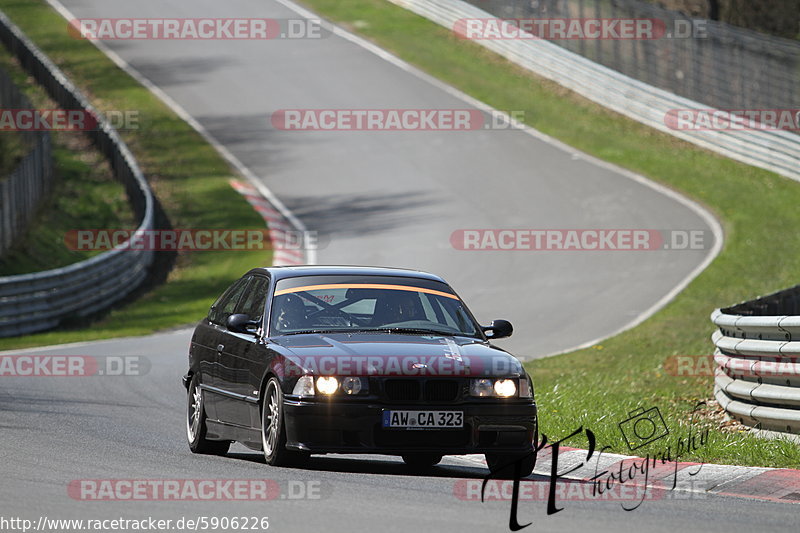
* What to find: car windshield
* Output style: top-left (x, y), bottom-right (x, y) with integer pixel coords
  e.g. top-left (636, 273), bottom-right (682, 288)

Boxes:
top-left (269, 276), bottom-right (481, 338)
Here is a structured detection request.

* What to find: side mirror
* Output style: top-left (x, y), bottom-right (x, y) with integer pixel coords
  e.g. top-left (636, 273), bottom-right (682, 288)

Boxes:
top-left (226, 313), bottom-right (259, 334)
top-left (483, 319), bottom-right (513, 340)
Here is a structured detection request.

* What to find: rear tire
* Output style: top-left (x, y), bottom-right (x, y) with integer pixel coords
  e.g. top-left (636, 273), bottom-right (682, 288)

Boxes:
top-left (485, 452), bottom-right (535, 479)
top-left (261, 377), bottom-right (309, 467)
top-left (402, 453), bottom-right (443, 471)
top-left (187, 374), bottom-right (230, 455)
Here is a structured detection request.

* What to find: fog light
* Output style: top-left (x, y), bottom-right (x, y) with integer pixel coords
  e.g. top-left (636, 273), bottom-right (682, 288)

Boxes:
top-left (316, 376), bottom-right (339, 395)
top-left (494, 379), bottom-right (517, 398)
top-left (342, 376), bottom-right (362, 395)
top-left (470, 378), bottom-right (494, 397)
top-left (292, 375), bottom-right (315, 397)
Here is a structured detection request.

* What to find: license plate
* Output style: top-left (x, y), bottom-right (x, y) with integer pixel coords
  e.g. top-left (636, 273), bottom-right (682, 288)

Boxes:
top-left (382, 410), bottom-right (464, 429)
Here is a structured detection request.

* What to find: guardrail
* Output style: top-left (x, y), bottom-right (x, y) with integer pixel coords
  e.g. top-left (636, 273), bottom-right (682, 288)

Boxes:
top-left (711, 286), bottom-right (800, 436)
top-left (0, 10), bottom-right (156, 337)
top-left (388, 0), bottom-right (800, 182)
top-left (0, 67), bottom-right (54, 256)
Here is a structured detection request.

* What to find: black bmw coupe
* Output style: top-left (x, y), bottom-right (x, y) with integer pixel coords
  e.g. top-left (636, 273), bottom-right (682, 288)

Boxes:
top-left (184, 266), bottom-right (538, 475)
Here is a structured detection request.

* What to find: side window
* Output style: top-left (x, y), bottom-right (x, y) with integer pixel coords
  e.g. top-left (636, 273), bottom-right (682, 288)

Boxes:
top-left (208, 277), bottom-right (250, 325)
top-left (236, 276), bottom-right (270, 322)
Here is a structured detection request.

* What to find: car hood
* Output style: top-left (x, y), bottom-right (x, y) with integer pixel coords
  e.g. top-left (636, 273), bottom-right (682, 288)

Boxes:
top-left (270, 333), bottom-right (524, 378)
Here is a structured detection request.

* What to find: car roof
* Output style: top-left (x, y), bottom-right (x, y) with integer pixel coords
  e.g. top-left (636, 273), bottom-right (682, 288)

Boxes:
top-left (247, 265), bottom-right (447, 283)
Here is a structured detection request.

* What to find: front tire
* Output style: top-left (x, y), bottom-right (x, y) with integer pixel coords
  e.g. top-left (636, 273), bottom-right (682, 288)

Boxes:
top-left (187, 374), bottom-right (230, 455)
top-left (261, 377), bottom-right (309, 467)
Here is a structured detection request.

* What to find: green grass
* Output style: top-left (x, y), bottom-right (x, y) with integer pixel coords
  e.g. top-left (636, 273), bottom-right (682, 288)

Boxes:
top-left (2, 0), bottom-right (797, 467)
top-left (0, 0), bottom-right (270, 349)
top-left (298, 0), bottom-right (800, 467)
top-left (0, 143), bottom-right (135, 275)
top-left (0, 46), bottom-right (136, 275)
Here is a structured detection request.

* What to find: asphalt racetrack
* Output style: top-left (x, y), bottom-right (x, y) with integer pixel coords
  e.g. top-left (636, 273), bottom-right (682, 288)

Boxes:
top-left (57, 0), bottom-right (719, 359)
top-left (4, 0), bottom-right (786, 532)
top-left (1, 331), bottom-right (797, 532)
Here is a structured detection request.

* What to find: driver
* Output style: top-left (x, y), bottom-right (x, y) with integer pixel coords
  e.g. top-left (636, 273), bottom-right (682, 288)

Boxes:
top-left (372, 291), bottom-right (424, 326)
top-left (271, 294), bottom-right (309, 332)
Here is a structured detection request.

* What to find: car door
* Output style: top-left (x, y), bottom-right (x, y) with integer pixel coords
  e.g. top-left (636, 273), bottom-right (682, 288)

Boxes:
top-left (202, 276), bottom-right (250, 422)
top-left (238, 274), bottom-right (272, 429)
top-left (215, 274), bottom-right (270, 428)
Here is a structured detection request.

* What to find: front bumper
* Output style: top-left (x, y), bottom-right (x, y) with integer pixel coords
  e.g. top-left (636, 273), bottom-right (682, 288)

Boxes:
top-left (283, 398), bottom-right (537, 455)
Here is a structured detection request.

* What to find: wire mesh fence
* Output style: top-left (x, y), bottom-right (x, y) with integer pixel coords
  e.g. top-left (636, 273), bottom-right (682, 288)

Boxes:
top-left (0, 66), bottom-right (53, 256)
top-left (466, 0), bottom-right (800, 118)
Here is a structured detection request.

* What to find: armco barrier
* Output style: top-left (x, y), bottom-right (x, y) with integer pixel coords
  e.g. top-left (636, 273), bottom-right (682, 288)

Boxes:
top-left (388, 0), bottom-right (800, 182)
top-left (712, 286), bottom-right (800, 436)
top-left (0, 10), bottom-right (155, 337)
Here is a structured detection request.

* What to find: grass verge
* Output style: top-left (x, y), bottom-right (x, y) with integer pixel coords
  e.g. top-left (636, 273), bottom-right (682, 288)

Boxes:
top-left (0, 0), bottom-right (271, 349)
top-left (299, 0), bottom-right (800, 467)
top-left (0, 46), bottom-right (136, 275)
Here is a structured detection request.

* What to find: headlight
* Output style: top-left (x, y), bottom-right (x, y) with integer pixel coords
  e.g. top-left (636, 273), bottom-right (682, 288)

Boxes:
top-left (494, 379), bottom-right (517, 398)
top-left (470, 378), bottom-right (518, 398)
top-left (292, 375), bottom-right (315, 397)
top-left (341, 376), bottom-right (363, 395)
top-left (316, 376), bottom-right (339, 395)
top-left (470, 378), bottom-right (494, 397)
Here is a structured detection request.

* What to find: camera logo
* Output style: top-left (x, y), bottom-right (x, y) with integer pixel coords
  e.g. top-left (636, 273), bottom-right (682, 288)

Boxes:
top-left (618, 406), bottom-right (669, 451)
